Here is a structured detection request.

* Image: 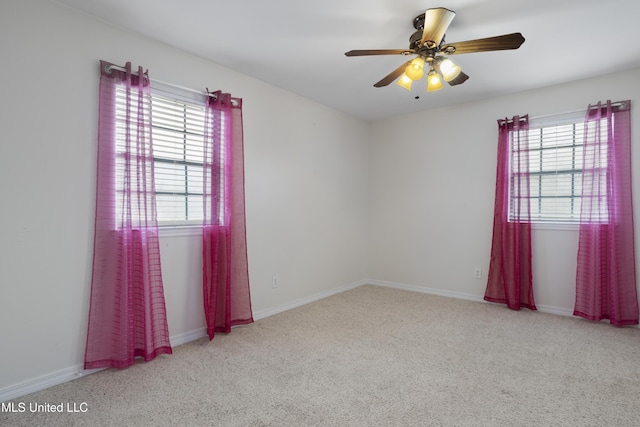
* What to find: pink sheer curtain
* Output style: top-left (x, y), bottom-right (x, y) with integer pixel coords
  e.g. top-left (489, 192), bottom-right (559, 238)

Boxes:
top-left (203, 91), bottom-right (253, 340)
top-left (574, 100), bottom-right (638, 326)
top-left (485, 115), bottom-right (537, 310)
top-left (85, 61), bottom-right (172, 369)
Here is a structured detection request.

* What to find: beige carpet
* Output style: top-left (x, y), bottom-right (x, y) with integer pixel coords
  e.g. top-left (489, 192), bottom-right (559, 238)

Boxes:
top-left (2, 285), bottom-right (640, 426)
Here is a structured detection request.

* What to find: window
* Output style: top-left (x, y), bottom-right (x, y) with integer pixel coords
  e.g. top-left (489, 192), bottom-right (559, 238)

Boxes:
top-left (509, 112), bottom-right (608, 223)
top-left (115, 82), bottom-right (216, 227)
top-left (150, 92), bottom-right (206, 225)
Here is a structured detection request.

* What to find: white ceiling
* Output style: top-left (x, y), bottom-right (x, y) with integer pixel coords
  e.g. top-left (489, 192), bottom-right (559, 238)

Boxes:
top-left (55, 0), bottom-right (640, 121)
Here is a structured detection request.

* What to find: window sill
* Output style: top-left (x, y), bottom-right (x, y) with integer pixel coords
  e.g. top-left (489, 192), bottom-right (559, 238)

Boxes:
top-left (158, 226), bottom-right (201, 238)
top-left (531, 222), bottom-right (579, 231)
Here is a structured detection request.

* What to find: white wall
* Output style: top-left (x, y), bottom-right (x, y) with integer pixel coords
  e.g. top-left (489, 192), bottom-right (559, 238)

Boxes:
top-left (369, 67), bottom-right (640, 314)
top-left (0, 0), bottom-right (369, 395)
top-left (2, 0), bottom-right (640, 402)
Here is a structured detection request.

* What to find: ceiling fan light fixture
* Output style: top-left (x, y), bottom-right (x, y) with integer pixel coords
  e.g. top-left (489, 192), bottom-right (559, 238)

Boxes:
top-left (426, 69), bottom-right (443, 92)
top-left (439, 58), bottom-right (462, 82)
top-left (396, 73), bottom-right (413, 90)
top-left (405, 57), bottom-right (425, 81)
top-left (345, 8), bottom-right (525, 93)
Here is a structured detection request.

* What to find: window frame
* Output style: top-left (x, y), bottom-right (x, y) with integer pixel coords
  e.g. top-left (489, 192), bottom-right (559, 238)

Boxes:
top-left (114, 80), bottom-right (215, 231)
top-left (149, 90), bottom-right (207, 228)
top-left (508, 110), bottom-right (594, 226)
top-left (150, 81), bottom-right (214, 229)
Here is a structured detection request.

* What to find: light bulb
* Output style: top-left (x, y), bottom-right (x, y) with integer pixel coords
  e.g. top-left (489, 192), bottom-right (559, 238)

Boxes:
top-left (427, 70), bottom-right (443, 92)
top-left (405, 57), bottom-right (425, 81)
top-left (439, 59), bottom-right (462, 82)
top-left (396, 73), bottom-right (412, 91)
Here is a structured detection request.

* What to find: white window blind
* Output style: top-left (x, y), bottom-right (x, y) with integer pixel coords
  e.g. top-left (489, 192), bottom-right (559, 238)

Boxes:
top-left (151, 92), bottom-right (206, 225)
top-left (509, 112), bottom-right (608, 223)
top-left (114, 82), bottom-right (215, 227)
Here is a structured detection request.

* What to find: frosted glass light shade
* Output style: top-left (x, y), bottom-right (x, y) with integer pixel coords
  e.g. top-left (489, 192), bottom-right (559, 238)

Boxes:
top-left (405, 57), bottom-right (425, 81)
top-left (427, 70), bottom-right (443, 92)
top-left (439, 59), bottom-right (462, 82)
top-left (396, 73), bottom-right (413, 90)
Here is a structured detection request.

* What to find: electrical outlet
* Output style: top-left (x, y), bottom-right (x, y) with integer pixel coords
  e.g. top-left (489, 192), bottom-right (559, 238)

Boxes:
top-left (474, 267), bottom-right (482, 279)
top-left (272, 275), bottom-right (278, 289)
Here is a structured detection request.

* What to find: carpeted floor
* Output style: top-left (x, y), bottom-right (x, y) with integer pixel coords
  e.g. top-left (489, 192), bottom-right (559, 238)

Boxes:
top-left (2, 285), bottom-right (640, 426)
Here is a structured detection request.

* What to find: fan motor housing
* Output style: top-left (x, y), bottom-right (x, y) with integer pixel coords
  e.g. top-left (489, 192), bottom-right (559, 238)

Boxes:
top-left (410, 30), bottom-right (440, 61)
top-left (409, 30), bottom-right (422, 50)
top-left (413, 13), bottom-right (425, 30)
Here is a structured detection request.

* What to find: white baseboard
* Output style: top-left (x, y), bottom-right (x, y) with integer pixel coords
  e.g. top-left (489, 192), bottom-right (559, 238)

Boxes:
top-left (1, 329), bottom-right (211, 403)
top-left (253, 279), bottom-right (368, 320)
top-left (170, 327), bottom-right (208, 347)
top-left (367, 279), bottom-right (486, 303)
top-left (0, 279), bottom-right (367, 403)
top-left (534, 304), bottom-right (574, 317)
top-left (0, 364), bottom-right (98, 403)
top-left (367, 279), bottom-right (575, 318)
top-left (0, 278), bottom-right (611, 402)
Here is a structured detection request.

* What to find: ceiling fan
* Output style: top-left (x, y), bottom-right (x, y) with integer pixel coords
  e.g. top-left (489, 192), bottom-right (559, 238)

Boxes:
top-left (345, 7), bottom-right (525, 92)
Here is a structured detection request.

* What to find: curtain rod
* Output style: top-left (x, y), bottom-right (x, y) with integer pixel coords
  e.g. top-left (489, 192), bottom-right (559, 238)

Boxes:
top-left (104, 64), bottom-right (239, 106)
top-left (500, 101), bottom-right (628, 126)
top-left (532, 101), bottom-right (628, 122)
top-left (497, 116), bottom-right (528, 126)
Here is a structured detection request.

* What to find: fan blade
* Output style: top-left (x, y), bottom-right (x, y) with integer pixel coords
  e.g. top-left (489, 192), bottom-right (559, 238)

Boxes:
top-left (345, 49), bottom-right (414, 57)
top-left (442, 33), bottom-right (525, 55)
top-left (373, 60), bottom-right (412, 87)
top-left (420, 8), bottom-right (456, 48)
top-left (447, 71), bottom-right (469, 86)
